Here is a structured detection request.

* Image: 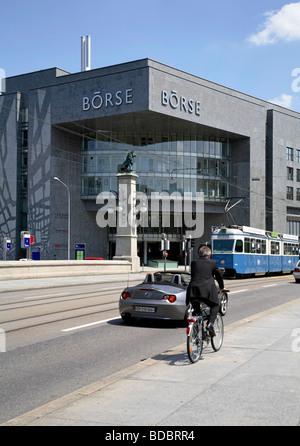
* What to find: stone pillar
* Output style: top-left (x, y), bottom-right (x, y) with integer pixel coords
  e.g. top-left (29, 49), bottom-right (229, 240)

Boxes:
top-left (113, 172), bottom-right (140, 272)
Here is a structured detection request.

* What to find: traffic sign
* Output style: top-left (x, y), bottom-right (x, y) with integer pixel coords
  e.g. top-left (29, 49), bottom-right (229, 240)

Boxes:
top-left (21, 231), bottom-right (31, 248)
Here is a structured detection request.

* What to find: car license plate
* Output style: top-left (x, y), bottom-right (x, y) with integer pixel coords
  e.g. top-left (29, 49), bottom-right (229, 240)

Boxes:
top-left (134, 306), bottom-right (155, 313)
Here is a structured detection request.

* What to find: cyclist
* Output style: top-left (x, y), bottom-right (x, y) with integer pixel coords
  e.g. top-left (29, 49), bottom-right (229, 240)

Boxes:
top-left (186, 245), bottom-right (225, 336)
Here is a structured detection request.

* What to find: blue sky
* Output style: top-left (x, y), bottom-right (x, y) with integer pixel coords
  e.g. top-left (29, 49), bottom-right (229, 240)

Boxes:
top-left (1, 0), bottom-right (300, 111)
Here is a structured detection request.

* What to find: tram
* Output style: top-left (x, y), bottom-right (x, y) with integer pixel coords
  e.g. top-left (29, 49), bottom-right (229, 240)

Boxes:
top-left (211, 225), bottom-right (299, 277)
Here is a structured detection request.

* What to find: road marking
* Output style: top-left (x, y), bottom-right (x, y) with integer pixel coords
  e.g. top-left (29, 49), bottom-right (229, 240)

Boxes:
top-left (229, 289), bottom-right (248, 294)
top-left (61, 316), bottom-right (121, 332)
top-left (262, 284), bottom-right (277, 288)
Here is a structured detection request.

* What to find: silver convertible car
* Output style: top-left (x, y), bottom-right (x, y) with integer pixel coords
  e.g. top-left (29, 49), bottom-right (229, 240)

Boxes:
top-left (119, 271), bottom-right (228, 322)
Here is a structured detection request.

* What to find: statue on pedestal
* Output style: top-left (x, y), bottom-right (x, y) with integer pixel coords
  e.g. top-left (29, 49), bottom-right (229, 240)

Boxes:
top-left (118, 151), bottom-right (136, 173)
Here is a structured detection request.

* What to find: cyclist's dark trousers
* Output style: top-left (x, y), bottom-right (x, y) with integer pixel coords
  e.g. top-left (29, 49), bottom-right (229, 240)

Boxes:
top-left (191, 298), bottom-right (219, 324)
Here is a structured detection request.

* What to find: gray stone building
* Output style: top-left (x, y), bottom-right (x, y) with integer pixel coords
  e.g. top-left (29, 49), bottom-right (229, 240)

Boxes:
top-left (1, 58), bottom-right (300, 261)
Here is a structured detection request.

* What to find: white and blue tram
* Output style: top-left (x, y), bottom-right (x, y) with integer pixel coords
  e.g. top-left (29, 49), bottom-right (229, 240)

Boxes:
top-left (211, 225), bottom-right (299, 277)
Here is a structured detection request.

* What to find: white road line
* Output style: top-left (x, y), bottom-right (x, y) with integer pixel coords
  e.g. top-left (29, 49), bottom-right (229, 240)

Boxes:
top-left (229, 289), bottom-right (248, 294)
top-left (61, 316), bottom-right (121, 332)
top-left (262, 284), bottom-right (277, 288)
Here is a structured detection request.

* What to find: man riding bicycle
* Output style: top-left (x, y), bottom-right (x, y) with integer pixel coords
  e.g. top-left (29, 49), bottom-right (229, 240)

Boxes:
top-left (186, 246), bottom-right (225, 337)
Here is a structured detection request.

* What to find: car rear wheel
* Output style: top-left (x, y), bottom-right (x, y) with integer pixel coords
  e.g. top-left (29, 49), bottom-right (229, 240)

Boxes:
top-left (121, 313), bottom-right (132, 323)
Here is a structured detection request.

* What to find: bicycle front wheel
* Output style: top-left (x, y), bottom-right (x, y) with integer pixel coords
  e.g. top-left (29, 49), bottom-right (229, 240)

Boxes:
top-left (187, 319), bottom-right (203, 363)
top-left (211, 313), bottom-right (224, 352)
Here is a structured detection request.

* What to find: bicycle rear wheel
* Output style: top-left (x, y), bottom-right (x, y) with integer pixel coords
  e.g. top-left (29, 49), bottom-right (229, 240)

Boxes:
top-left (187, 319), bottom-right (203, 363)
top-left (211, 313), bottom-right (224, 352)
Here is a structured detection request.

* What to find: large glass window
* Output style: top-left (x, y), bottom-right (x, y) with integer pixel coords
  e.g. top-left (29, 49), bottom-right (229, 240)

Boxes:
top-left (81, 132), bottom-right (231, 198)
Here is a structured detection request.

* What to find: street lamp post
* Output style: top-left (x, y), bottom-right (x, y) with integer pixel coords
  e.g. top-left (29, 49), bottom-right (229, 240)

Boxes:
top-left (54, 177), bottom-right (70, 260)
top-left (140, 201), bottom-right (148, 268)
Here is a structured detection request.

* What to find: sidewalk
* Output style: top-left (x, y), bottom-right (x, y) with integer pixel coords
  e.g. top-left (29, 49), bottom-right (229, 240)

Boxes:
top-left (2, 297), bottom-right (300, 426)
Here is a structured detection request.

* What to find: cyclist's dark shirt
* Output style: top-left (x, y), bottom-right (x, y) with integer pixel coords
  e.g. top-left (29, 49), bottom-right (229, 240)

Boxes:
top-left (186, 257), bottom-right (224, 305)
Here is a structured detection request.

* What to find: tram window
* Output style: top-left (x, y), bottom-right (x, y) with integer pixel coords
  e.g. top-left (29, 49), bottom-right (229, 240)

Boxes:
top-left (235, 239), bottom-right (243, 253)
top-left (250, 238), bottom-right (256, 254)
top-left (261, 240), bottom-right (266, 254)
top-left (285, 243), bottom-right (298, 255)
top-left (271, 241), bottom-right (280, 255)
top-left (212, 240), bottom-right (234, 252)
top-left (244, 238), bottom-right (250, 253)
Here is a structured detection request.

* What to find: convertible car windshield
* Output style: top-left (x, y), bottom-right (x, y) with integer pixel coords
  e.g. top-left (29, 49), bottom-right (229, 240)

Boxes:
top-left (143, 271), bottom-right (191, 287)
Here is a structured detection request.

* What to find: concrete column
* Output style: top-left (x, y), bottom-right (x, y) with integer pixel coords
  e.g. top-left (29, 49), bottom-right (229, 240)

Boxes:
top-left (113, 172), bottom-right (140, 272)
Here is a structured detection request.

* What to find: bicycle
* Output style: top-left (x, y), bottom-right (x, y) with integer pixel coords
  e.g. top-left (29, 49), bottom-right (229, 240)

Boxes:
top-left (186, 294), bottom-right (228, 363)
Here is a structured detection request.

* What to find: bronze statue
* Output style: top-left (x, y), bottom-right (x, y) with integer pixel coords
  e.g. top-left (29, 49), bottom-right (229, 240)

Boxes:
top-left (118, 151), bottom-right (136, 173)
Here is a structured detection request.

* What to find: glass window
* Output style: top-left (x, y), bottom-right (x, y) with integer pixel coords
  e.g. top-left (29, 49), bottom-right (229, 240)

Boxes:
top-left (287, 147), bottom-right (294, 161)
top-left (287, 186), bottom-right (294, 200)
top-left (287, 220), bottom-right (300, 235)
top-left (235, 239), bottom-right (243, 253)
top-left (82, 156), bottom-right (87, 173)
top-left (81, 133), bottom-right (231, 200)
top-left (250, 238), bottom-right (256, 254)
top-left (287, 167), bottom-right (293, 181)
top-left (284, 243), bottom-right (295, 255)
top-left (87, 156), bottom-right (96, 173)
top-left (244, 238), bottom-right (250, 253)
top-left (271, 241), bottom-right (280, 255)
top-left (203, 138), bottom-right (209, 154)
top-left (213, 240), bottom-right (234, 252)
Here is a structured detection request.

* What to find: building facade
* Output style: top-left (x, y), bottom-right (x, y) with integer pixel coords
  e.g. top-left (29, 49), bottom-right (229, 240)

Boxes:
top-left (1, 58), bottom-right (300, 261)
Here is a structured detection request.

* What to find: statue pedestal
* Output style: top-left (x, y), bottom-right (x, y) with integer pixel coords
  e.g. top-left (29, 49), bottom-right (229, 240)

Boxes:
top-left (113, 172), bottom-right (140, 272)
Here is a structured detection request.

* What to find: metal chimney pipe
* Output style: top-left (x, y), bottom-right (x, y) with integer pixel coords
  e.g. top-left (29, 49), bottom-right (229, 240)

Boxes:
top-left (86, 35), bottom-right (91, 71)
top-left (81, 36), bottom-right (86, 72)
top-left (81, 35), bottom-right (91, 71)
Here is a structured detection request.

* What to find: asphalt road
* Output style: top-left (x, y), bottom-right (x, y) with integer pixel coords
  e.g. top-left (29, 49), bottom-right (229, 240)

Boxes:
top-left (0, 274), bottom-right (298, 424)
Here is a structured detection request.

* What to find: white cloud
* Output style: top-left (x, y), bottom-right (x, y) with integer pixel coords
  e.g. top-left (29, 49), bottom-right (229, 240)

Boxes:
top-left (248, 2), bottom-right (300, 45)
top-left (268, 93), bottom-right (293, 108)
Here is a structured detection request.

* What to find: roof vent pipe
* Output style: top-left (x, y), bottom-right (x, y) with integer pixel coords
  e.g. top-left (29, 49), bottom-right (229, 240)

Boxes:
top-left (81, 35), bottom-right (91, 71)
